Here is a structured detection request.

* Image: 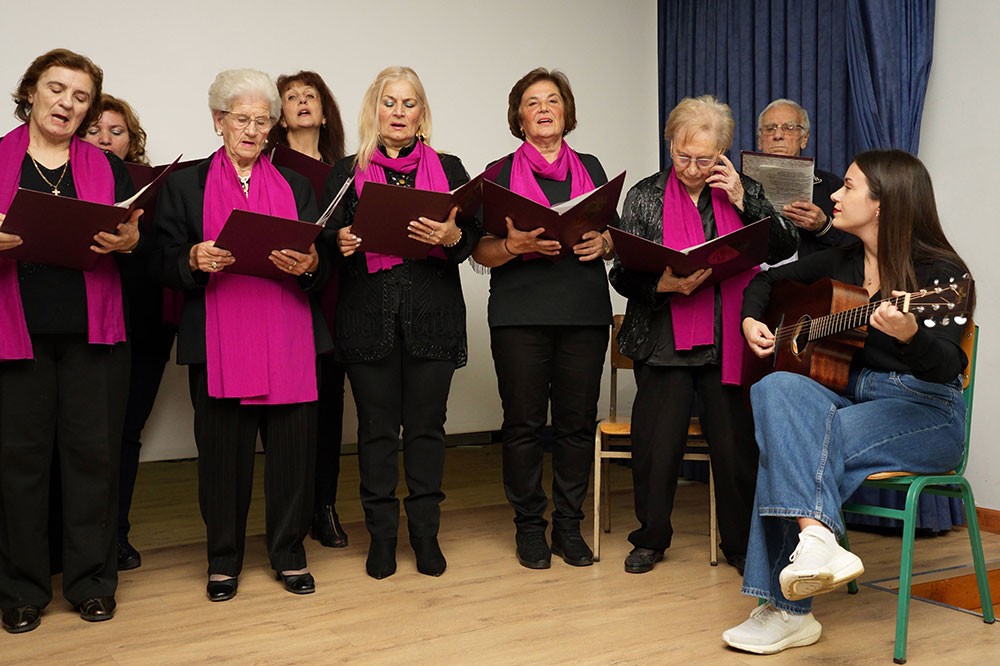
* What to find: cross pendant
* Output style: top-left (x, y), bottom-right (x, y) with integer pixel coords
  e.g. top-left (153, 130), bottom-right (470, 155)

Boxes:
top-left (52, 187), bottom-right (61, 196)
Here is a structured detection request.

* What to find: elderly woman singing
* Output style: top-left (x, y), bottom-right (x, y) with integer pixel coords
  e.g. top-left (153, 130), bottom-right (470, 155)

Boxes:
top-left (0, 49), bottom-right (140, 634)
top-left (154, 69), bottom-right (330, 602)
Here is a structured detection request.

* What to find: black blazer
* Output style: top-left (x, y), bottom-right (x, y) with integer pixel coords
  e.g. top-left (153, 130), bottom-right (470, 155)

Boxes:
top-left (154, 157), bottom-right (332, 365)
top-left (321, 151), bottom-right (482, 367)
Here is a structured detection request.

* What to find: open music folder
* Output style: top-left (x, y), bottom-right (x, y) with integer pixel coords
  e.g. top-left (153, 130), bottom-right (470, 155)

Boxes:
top-left (349, 174), bottom-right (485, 259)
top-left (609, 217), bottom-right (772, 289)
top-left (212, 176), bottom-right (352, 279)
top-left (1, 154), bottom-right (184, 270)
top-left (481, 171), bottom-right (626, 254)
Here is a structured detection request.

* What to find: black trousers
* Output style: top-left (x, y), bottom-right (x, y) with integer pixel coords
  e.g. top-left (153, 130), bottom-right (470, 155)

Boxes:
top-left (316, 353), bottom-right (346, 509)
top-left (628, 362), bottom-right (758, 557)
top-left (490, 325), bottom-right (608, 534)
top-left (0, 335), bottom-right (128, 608)
top-left (345, 335), bottom-right (454, 539)
top-left (188, 365), bottom-right (316, 576)
top-left (118, 324), bottom-right (176, 540)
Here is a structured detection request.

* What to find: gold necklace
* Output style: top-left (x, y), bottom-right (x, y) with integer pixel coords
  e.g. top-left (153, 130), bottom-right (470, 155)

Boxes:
top-left (29, 154), bottom-right (70, 196)
top-left (238, 173), bottom-right (250, 197)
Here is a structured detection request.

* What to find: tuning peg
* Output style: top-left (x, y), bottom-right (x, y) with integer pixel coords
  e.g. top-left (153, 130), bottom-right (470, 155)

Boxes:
top-left (914, 306), bottom-right (926, 314)
top-left (947, 303), bottom-right (956, 310)
top-left (931, 304), bottom-right (941, 311)
top-left (933, 279), bottom-right (940, 286)
top-left (923, 319), bottom-right (937, 328)
top-left (955, 315), bottom-right (968, 325)
top-left (941, 316), bottom-right (951, 326)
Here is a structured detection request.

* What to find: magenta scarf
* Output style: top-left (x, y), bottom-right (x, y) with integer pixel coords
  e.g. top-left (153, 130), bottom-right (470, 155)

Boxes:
top-left (662, 169), bottom-right (757, 385)
top-left (202, 147), bottom-right (316, 405)
top-left (354, 141), bottom-right (449, 273)
top-left (509, 140), bottom-right (596, 205)
top-left (0, 123), bottom-right (125, 360)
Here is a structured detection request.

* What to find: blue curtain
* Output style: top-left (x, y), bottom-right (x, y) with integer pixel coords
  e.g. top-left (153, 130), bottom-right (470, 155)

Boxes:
top-left (659, 0), bottom-right (962, 532)
top-left (845, 0), bottom-right (935, 152)
top-left (658, 0), bottom-right (853, 178)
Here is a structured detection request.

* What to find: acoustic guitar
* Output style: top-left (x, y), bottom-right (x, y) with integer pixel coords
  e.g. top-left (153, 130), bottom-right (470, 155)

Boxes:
top-left (743, 276), bottom-right (973, 393)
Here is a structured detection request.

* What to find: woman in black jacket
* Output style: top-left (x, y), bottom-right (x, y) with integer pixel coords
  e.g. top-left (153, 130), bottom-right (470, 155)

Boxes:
top-left (324, 66), bottom-right (482, 580)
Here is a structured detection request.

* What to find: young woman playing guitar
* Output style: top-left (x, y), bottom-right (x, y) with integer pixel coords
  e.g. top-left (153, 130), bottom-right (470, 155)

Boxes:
top-left (723, 149), bottom-right (974, 655)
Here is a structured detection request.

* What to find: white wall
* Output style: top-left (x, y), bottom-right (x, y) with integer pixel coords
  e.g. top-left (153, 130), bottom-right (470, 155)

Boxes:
top-left (920, 0), bottom-right (1000, 510)
top-left (0, 1), bottom-right (656, 460)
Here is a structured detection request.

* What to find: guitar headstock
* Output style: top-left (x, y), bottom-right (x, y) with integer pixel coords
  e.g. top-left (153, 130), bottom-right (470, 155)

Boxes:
top-left (903, 275), bottom-right (974, 328)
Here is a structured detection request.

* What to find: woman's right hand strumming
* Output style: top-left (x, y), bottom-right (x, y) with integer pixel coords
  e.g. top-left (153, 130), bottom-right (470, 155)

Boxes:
top-left (742, 317), bottom-right (775, 358)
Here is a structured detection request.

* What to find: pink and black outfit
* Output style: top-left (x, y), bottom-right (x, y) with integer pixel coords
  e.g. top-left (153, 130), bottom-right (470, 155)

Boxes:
top-left (608, 167), bottom-right (798, 568)
top-left (154, 147), bottom-right (328, 579)
top-left (483, 142), bottom-right (613, 542)
top-left (0, 124), bottom-right (132, 612)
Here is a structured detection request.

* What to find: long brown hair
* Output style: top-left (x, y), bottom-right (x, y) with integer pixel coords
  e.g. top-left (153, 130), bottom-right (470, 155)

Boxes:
top-left (269, 70), bottom-right (345, 165)
top-left (854, 149), bottom-right (973, 311)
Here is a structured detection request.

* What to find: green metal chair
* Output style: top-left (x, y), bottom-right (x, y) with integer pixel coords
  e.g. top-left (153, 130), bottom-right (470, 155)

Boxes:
top-left (839, 323), bottom-right (994, 664)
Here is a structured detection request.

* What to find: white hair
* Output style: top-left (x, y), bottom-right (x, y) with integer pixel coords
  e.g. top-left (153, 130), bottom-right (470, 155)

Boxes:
top-left (208, 69), bottom-right (280, 119)
top-left (757, 98), bottom-right (810, 133)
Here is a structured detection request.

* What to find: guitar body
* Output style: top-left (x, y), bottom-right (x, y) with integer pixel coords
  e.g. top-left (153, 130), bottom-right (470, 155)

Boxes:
top-left (746, 278), bottom-right (870, 393)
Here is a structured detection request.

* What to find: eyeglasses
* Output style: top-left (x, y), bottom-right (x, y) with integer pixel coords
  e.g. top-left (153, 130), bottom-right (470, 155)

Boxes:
top-left (223, 112), bottom-right (274, 131)
top-left (760, 122), bottom-right (804, 135)
top-left (672, 153), bottom-right (718, 169)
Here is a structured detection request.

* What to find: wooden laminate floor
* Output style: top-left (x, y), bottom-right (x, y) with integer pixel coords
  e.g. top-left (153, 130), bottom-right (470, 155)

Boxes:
top-left (4, 446), bottom-right (998, 665)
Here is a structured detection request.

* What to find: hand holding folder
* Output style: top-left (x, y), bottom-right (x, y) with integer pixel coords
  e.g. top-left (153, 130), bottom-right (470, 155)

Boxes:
top-left (482, 172), bottom-right (625, 256)
top-left (349, 174), bottom-right (484, 259)
top-left (0, 155), bottom-right (185, 270)
top-left (609, 217), bottom-right (772, 291)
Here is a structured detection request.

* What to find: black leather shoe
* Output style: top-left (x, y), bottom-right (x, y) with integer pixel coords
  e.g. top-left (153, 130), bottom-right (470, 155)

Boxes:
top-left (366, 538), bottom-right (397, 579)
top-left (78, 596), bottom-right (116, 622)
top-left (206, 578), bottom-right (238, 602)
top-left (2, 605), bottom-right (41, 634)
top-left (551, 529), bottom-right (594, 567)
top-left (725, 553), bottom-right (746, 576)
top-left (624, 547), bottom-right (664, 574)
top-left (411, 536), bottom-right (446, 577)
top-left (515, 532), bottom-right (551, 570)
top-left (117, 539), bottom-right (142, 571)
top-left (275, 571), bottom-right (315, 595)
top-left (311, 505), bottom-right (349, 548)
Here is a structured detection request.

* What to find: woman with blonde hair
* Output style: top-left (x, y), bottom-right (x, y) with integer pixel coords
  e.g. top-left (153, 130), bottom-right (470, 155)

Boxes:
top-left (323, 66), bottom-right (481, 579)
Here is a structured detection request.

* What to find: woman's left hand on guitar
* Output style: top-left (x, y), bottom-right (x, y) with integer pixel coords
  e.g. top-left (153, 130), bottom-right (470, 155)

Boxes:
top-left (742, 317), bottom-right (775, 358)
top-left (870, 292), bottom-right (918, 344)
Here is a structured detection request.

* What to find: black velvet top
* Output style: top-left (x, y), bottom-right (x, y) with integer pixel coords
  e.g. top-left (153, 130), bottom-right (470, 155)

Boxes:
top-left (741, 244), bottom-right (968, 384)
top-left (321, 144), bottom-right (482, 367)
top-left (483, 152), bottom-right (613, 328)
top-left (609, 170), bottom-right (798, 366)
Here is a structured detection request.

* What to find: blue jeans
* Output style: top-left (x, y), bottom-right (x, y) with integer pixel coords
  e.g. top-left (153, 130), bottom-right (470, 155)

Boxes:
top-left (741, 369), bottom-right (966, 614)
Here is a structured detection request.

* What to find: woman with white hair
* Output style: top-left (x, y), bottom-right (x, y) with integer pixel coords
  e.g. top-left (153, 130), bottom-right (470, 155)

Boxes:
top-left (608, 95), bottom-right (797, 576)
top-left (154, 68), bottom-right (331, 601)
top-left (324, 66), bottom-right (481, 580)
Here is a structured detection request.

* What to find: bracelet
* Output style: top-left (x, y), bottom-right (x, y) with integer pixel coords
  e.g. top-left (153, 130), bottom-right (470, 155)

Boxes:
top-left (814, 217), bottom-right (833, 237)
top-left (444, 228), bottom-right (463, 248)
top-left (503, 238), bottom-right (518, 256)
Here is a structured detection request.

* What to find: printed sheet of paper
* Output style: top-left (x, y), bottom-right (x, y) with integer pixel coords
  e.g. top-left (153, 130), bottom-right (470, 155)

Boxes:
top-left (740, 151), bottom-right (814, 209)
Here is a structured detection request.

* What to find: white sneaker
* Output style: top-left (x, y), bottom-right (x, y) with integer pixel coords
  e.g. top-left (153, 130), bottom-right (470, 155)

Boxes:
top-left (722, 604), bottom-right (822, 654)
top-left (779, 525), bottom-right (864, 601)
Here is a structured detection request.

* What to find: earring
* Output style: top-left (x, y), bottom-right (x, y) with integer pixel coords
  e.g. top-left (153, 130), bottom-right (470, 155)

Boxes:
top-left (322, 118), bottom-right (327, 127)
top-left (216, 128), bottom-right (223, 136)
top-left (416, 128), bottom-right (427, 142)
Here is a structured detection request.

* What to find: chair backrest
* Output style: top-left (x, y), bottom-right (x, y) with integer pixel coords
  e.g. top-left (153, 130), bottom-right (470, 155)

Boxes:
top-left (608, 315), bottom-right (631, 421)
top-left (953, 321), bottom-right (978, 475)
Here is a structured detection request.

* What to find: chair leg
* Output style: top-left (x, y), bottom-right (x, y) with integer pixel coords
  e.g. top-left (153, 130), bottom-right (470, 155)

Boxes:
top-left (602, 459), bottom-right (612, 533)
top-left (838, 519), bottom-right (859, 595)
top-left (593, 432), bottom-right (603, 563)
top-left (708, 462), bottom-right (718, 566)
top-left (891, 485), bottom-right (923, 665)
top-left (958, 482), bottom-right (996, 623)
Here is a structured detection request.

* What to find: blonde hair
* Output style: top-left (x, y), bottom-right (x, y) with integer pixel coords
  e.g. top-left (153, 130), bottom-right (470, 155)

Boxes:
top-left (355, 66), bottom-right (431, 170)
top-left (664, 95), bottom-right (734, 151)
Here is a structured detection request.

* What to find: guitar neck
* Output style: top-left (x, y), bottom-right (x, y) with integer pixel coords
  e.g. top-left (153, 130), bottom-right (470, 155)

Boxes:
top-left (808, 294), bottom-right (903, 341)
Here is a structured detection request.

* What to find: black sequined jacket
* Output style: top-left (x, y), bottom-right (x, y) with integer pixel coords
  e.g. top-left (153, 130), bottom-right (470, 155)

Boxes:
top-left (321, 149), bottom-right (483, 367)
top-left (609, 170), bottom-right (798, 363)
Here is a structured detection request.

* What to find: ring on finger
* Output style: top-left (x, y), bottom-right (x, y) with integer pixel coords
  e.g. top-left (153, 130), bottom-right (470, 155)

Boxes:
top-left (210, 261), bottom-right (218, 270)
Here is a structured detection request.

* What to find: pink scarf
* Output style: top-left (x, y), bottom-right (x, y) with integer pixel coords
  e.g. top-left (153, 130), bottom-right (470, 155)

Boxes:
top-left (509, 140), bottom-right (595, 205)
top-left (202, 147), bottom-right (316, 404)
top-left (662, 169), bottom-right (757, 385)
top-left (0, 124), bottom-right (125, 360)
top-left (354, 141), bottom-right (450, 273)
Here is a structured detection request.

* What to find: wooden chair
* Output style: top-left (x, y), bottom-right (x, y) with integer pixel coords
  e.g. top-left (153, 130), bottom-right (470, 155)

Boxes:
top-left (839, 322), bottom-right (994, 664)
top-left (592, 314), bottom-right (718, 564)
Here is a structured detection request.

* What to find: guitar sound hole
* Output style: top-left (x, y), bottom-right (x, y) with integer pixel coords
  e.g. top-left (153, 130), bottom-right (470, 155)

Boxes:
top-left (790, 316), bottom-right (811, 356)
